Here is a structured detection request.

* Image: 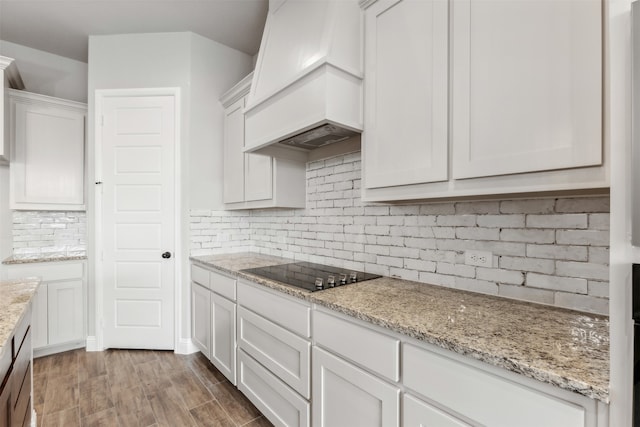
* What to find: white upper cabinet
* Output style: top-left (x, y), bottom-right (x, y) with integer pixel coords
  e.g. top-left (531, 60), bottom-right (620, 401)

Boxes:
top-left (451, 0), bottom-right (602, 179)
top-left (0, 56), bottom-right (23, 164)
top-left (9, 90), bottom-right (86, 210)
top-left (361, 0), bottom-right (607, 202)
top-left (220, 73), bottom-right (305, 210)
top-left (363, 0), bottom-right (448, 189)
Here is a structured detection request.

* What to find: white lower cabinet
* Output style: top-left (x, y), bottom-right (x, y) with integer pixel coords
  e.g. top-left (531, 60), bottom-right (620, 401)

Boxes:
top-left (237, 280), bottom-right (311, 427)
top-left (211, 293), bottom-right (236, 383)
top-left (5, 260), bottom-right (85, 356)
top-left (190, 263), bottom-right (237, 384)
top-left (191, 281), bottom-right (211, 357)
top-left (312, 346), bottom-right (400, 427)
top-left (403, 394), bottom-right (471, 427)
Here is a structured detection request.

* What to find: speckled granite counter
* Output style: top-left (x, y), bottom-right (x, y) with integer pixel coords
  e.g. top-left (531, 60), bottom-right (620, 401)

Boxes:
top-left (2, 251), bottom-right (87, 265)
top-left (190, 252), bottom-right (609, 403)
top-left (0, 278), bottom-right (40, 356)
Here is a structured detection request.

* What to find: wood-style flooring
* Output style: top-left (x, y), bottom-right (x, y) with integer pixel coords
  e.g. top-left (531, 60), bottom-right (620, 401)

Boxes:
top-left (33, 348), bottom-right (273, 427)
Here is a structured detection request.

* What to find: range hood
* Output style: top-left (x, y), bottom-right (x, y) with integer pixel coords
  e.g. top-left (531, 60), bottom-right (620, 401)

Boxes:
top-left (243, 0), bottom-right (363, 162)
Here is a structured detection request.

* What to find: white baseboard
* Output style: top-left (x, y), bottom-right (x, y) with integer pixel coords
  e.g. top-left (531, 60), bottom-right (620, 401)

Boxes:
top-left (34, 341), bottom-right (85, 358)
top-left (85, 336), bottom-right (102, 352)
top-left (176, 338), bottom-right (198, 355)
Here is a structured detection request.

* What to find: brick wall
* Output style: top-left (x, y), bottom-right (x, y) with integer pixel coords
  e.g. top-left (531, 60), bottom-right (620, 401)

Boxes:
top-left (191, 152), bottom-right (610, 314)
top-left (12, 211), bottom-right (86, 254)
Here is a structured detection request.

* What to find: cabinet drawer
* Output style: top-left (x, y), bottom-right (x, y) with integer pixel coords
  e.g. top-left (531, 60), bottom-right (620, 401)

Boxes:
top-left (13, 304), bottom-right (31, 359)
top-left (238, 350), bottom-right (310, 427)
top-left (12, 329), bottom-right (31, 413)
top-left (314, 309), bottom-right (399, 382)
top-left (210, 270), bottom-right (236, 301)
top-left (403, 394), bottom-right (470, 427)
top-left (403, 343), bottom-right (586, 427)
top-left (0, 347), bottom-right (11, 392)
top-left (238, 306), bottom-right (310, 398)
top-left (6, 262), bottom-right (83, 281)
top-left (191, 264), bottom-right (210, 288)
top-left (238, 280), bottom-right (310, 337)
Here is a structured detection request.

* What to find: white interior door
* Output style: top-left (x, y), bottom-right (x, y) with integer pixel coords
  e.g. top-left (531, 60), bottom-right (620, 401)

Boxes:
top-left (99, 93), bottom-right (176, 349)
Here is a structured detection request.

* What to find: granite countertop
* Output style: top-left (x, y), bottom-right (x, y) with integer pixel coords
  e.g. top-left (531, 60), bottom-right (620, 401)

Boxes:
top-left (2, 251), bottom-right (87, 265)
top-left (190, 252), bottom-right (610, 403)
top-left (0, 278), bottom-right (40, 357)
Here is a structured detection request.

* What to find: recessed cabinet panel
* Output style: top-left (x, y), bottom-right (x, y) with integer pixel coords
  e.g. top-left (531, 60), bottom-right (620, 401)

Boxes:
top-left (363, 0), bottom-right (448, 189)
top-left (11, 94), bottom-right (86, 210)
top-left (451, 0), bottom-right (602, 179)
top-left (244, 152), bottom-right (273, 202)
top-left (223, 97), bottom-right (246, 204)
top-left (211, 294), bottom-right (236, 384)
top-left (191, 282), bottom-right (211, 357)
top-left (47, 280), bottom-right (84, 345)
top-left (403, 394), bottom-right (471, 427)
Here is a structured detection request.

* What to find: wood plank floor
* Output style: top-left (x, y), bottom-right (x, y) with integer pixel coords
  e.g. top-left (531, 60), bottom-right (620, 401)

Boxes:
top-left (33, 349), bottom-right (273, 427)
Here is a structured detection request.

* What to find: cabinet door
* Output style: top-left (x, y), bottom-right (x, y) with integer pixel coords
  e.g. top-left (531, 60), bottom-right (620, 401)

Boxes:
top-left (223, 97), bottom-right (246, 204)
top-left (244, 152), bottom-right (273, 202)
top-left (47, 280), bottom-right (83, 345)
top-left (403, 394), bottom-right (471, 427)
top-left (210, 293), bottom-right (236, 384)
top-left (363, 0), bottom-right (448, 189)
top-left (0, 384), bottom-right (10, 427)
top-left (451, 0), bottom-right (601, 179)
top-left (312, 347), bottom-right (399, 427)
top-left (191, 282), bottom-right (211, 357)
top-left (11, 99), bottom-right (85, 209)
top-left (31, 284), bottom-right (48, 349)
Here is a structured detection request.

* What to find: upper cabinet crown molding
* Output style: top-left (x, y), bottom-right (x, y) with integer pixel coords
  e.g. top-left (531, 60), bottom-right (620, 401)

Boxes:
top-left (220, 72), bottom-right (253, 108)
top-left (8, 89), bottom-right (87, 211)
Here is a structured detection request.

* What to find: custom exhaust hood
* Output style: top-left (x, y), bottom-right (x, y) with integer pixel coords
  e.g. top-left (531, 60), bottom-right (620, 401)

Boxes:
top-left (243, 0), bottom-right (363, 162)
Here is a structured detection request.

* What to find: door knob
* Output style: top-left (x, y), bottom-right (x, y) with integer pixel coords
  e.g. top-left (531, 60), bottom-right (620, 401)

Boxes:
top-left (162, 252), bottom-right (172, 259)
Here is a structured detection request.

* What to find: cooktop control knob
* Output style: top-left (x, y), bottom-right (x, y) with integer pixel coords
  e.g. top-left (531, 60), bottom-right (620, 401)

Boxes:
top-left (339, 274), bottom-right (347, 285)
top-left (350, 272), bottom-right (358, 283)
top-left (327, 275), bottom-right (336, 288)
top-left (315, 278), bottom-right (324, 291)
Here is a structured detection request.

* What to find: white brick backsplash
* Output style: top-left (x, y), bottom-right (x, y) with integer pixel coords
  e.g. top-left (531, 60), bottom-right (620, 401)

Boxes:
top-left (499, 256), bottom-right (555, 274)
top-left (189, 152), bottom-right (609, 314)
top-left (526, 244), bottom-right (588, 261)
top-left (476, 214), bottom-right (525, 228)
top-left (500, 229), bottom-right (555, 244)
top-left (556, 230), bottom-right (609, 246)
top-left (498, 284), bottom-right (555, 305)
top-left (477, 267), bottom-right (524, 285)
top-left (12, 211), bottom-right (86, 254)
top-left (526, 214), bottom-right (588, 229)
top-left (500, 199), bottom-right (555, 214)
top-left (556, 261), bottom-right (609, 281)
top-left (527, 273), bottom-right (588, 294)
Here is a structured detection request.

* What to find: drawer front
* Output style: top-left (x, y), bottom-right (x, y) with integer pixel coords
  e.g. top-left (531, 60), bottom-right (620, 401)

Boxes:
top-left (191, 264), bottom-right (210, 289)
top-left (210, 270), bottom-right (236, 301)
top-left (238, 281), bottom-right (310, 337)
top-left (314, 309), bottom-right (400, 382)
top-left (6, 262), bottom-right (83, 281)
top-left (13, 304), bottom-right (31, 358)
top-left (238, 306), bottom-right (310, 398)
top-left (403, 343), bottom-right (586, 427)
top-left (403, 394), bottom-right (471, 427)
top-left (0, 347), bottom-right (11, 392)
top-left (238, 350), bottom-right (310, 427)
top-left (12, 329), bottom-right (31, 412)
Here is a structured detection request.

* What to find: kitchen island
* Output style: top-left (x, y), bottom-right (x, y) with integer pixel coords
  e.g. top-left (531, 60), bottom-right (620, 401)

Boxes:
top-left (0, 277), bottom-right (39, 427)
top-left (192, 252), bottom-right (609, 426)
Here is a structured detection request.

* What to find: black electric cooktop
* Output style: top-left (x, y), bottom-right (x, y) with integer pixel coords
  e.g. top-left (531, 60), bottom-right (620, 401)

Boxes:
top-left (241, 261), bottom-right (381, 292)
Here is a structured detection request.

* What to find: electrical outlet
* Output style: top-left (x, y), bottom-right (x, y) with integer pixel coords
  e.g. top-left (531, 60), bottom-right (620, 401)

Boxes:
top-left (464, 250), bottom-right (492, 268)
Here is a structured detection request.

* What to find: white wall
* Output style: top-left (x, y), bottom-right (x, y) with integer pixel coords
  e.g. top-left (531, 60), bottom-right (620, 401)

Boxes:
top-left (0, 165), bottom-right (11, 275)
top-left (0, 40), bottom-right (88, 102)
top-left (87, 32), bottom-right (251, 350)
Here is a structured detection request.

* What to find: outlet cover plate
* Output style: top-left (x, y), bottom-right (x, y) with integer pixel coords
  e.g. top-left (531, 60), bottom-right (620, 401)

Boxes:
top-left (464, 250), bottom-right (492, 268)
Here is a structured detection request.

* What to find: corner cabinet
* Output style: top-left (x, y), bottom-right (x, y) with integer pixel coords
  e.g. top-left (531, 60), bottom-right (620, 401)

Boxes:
top-left (8, 89), bottom-right (87, 210)
top-left (6, 260), bottom-right (86, 357)
top-left (361, 0), bottom-right (607, 202)
top-left (220, 73), bottom-right (306, 210)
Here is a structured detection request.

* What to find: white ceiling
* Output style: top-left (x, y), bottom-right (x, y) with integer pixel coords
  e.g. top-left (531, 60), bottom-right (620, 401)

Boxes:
top-left (0, 0), bottom-right (269, 63)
